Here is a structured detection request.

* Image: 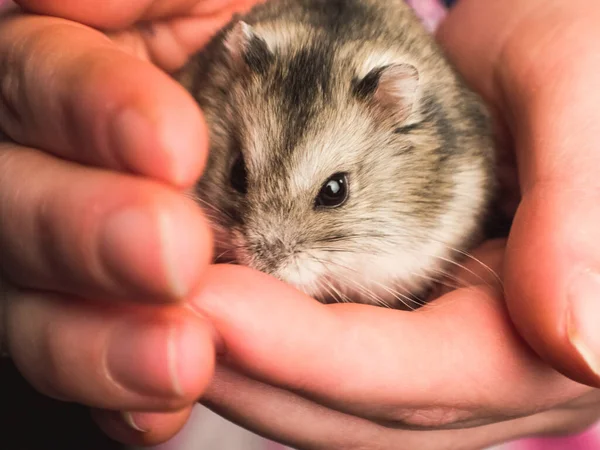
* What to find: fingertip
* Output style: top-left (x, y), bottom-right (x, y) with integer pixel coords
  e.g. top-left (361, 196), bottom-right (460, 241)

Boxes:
top-left (78, 50), bottom-right (209, 188)
top-left (92, 407), bottom-right (193, 446)
top-left (0, 17), bottom-right (208, 187)
top-left (504, 189), bottom-right (600, 387)
top-left (104, 310), bottom-right (216, 403)
top-left (98, 186), bottom-right (213, 302)
top-left (171, 312), bottom-right (217, 400)
top-left (562, 267), bottom-right (600, 387)
top-left (6, 287), bottom-right (216, 410)
top-left (155, 89), bottom-right (209, 188)
top-left (106, 74), bottom-right (209, 188)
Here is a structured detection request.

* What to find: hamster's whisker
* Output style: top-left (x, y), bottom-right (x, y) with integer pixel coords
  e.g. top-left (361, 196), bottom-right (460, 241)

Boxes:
top-left (353, 272), bottom-right (425, 309)
top-left (310, 257), bottom-right (352, 304)
top-left (328, 281), bottom-right (353, 304)
top-left (372, 283), bottom-right (418, 310)
top-left (344, 280), bottom-right (390, 308)
top-left (407, 270), bottom-right (444, 287)
top-left (316, 280), bottom-right (339, 303)
top-left (341, 277), bottom-right (391, 308)
top-left (321, 257), bottom-right (422, 305)
top-left (420, 269), bottom-right (467, 290)
top-left (214, 248), bottom-right (236, 263)
top-left (314, 232), bottom-right (394, 245)
top-left (445, 246), bottom-right (503, 289)
top-left (425, 237), bottom-right (503, 289)
top-left (415, 249), bottom-right (494, 291)
top-left (193, 196), bottom-right (235, 221)
top-left (309, 254), bottom-right (386, 307)
top-left (316, 259), bottom-right (401, 309)
top-left (211, 235), bottom-right (233, 246)
top-left (434, 255), bottom-right (492, 289)
top-left (321, 279), bottom-right (351, 304)
top-left (312, 245), bottom-right (379, 254)
top-left (212, 241), bottom-right (237, 254)
top-left (324, 258), bottom-right (419, 309)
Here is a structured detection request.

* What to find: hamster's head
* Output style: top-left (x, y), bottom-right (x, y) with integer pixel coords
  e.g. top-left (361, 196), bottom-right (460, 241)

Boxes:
top-left (189, 21), bottom-right (495, 307)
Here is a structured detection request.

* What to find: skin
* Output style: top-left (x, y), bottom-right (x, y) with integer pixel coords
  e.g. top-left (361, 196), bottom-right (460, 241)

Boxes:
top-left (0, 0), bottom-right (258, 445)
top-left (1, 0), bottom-right (600, 448)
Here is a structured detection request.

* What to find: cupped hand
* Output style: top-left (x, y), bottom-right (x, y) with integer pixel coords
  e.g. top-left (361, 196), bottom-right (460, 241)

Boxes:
top-left (190, 244), bottom-right (599, 449)
top-left (178, 0), bottom-right (600, 448)
top-left (437, 0), bottom-right (600, 388)
top-left (0, 0), bottom-right (258, 445)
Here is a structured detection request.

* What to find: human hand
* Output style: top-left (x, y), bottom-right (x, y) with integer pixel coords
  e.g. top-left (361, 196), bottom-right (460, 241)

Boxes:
top-left (0, 0), bottom-right (258, 445)
top-left (189, 246), bottom-right (599, 449)
top-left (178, 0), bottom-right (600, 448)
top-left (437, 0), bottom-right (600, 389)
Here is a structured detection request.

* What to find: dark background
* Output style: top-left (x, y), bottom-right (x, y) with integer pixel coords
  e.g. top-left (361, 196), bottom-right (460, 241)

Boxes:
top-left (1, 359), bottom-right (124, 450)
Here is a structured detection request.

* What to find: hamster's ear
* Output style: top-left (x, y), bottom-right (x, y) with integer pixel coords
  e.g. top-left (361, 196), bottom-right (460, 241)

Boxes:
top-left (354, 63), bottom-right (420, 123)
top-left (224, 21), bottom-right (274, 75)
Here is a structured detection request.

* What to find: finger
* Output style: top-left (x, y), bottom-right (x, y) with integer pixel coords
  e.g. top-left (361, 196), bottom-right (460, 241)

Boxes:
top-left (4, 287), bottom-right (214, 410)
top-left (0, 14), bottom-right (206, 186)
top-left (92, 407), bottom-right (193, 446)
top-left (191, 265), bottom-right (589, 428)
top-left (14, 0), bottom-right (257, 29)
top-left (109, 0), bottom-right (261, 72)
top-left (15, 0), bottom-right (199, 29)
top-left (203, 365), bottom-right (408, 450)
top-left (0, 144), bottom-right (211, 301)
top-left (0, 1), bottom-right (17, 14)
top-left (439, 0), bottom-right (600, 386)
top-left (202, 365), bottom-right (586, 450)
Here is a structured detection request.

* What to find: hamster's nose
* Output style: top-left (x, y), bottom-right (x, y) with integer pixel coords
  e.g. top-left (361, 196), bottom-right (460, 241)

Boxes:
top-left (247, 237), bottom-right (290, 275)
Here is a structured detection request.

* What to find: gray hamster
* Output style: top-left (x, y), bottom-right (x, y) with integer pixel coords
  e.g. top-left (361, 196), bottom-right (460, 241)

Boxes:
top-left (177, 0), bottom-right (496, 308)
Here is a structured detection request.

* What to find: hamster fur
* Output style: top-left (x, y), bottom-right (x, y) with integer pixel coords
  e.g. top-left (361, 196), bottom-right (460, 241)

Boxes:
top-left (177, 0), bottom-right (496, 308)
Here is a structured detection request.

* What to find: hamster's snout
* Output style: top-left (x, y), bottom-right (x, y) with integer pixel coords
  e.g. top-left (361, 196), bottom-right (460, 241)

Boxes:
top-left (233, 228), bottom-right (297, 276)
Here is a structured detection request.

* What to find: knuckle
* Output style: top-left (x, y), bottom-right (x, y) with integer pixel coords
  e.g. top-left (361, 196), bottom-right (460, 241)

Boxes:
top-left (40, 302), bottom-right (102, 398)
top-left (389, 406), bottom-right (478, 429)
top-left (0, 38), bottom-right (25, 138)
top-left (40, 314), bottom-right (72, 388)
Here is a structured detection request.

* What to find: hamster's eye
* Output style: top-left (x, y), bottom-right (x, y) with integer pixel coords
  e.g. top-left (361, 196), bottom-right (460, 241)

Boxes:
top-left (315, 173), bottom-right (349, 208)
top-left (230, 154), bottom-right (248, 194)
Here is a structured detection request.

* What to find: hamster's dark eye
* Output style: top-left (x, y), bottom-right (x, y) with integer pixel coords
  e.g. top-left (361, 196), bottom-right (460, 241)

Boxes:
top-left (230, 154), bottom-right (248, 194)
top-left (315, 173), bottom-right (349, 208)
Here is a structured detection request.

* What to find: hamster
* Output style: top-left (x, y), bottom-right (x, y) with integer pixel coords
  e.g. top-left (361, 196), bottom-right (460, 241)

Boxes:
top-left (176, 0), bottom-right (496, 308)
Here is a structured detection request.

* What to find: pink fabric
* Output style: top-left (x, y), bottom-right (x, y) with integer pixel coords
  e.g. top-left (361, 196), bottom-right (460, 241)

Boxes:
top-left (507, 425), bottom-right (600, 450)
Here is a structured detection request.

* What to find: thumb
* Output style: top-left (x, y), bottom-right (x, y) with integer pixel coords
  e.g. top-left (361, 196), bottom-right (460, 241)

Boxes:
top-left (438, 0), bottom-right (600, 387)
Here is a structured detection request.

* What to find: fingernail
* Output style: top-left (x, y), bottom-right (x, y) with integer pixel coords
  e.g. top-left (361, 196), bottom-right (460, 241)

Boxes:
top-left (567, 269), bottom-right (600, 376)
top-left (100, 207), bottom-right (197, 299)
top-left (106, 319), bottom-right (212, 399)
top-left (110, 109), bottom-right (179, 184)
top-left (157, 210), bottom-right (199, 298)
top-left (121, 412), bottom-right (149, 433)
top-left (106, 322), bottom-right (180, 397)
